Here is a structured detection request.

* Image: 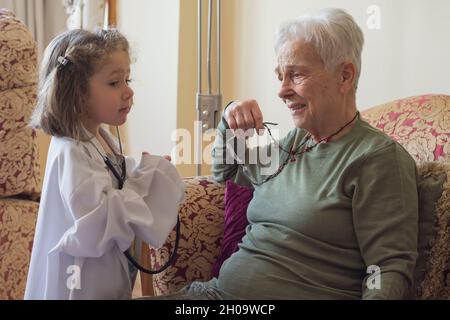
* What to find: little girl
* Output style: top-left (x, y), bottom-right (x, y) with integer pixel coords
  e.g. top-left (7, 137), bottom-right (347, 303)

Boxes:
top-left (25, 29), bottom-right (185, 299)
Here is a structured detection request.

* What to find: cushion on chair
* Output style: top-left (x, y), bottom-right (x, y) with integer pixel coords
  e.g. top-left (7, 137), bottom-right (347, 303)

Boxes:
top-left (149, 177), bottom-right (225, 296)
top-left (0, 9), bottom-right (41, 198)
top-left (211, 179), bottom-right (252, 278)
top-left (362, 95), bottom-right (450, 162)
top-left (414, 162), bottom-right (450, 299)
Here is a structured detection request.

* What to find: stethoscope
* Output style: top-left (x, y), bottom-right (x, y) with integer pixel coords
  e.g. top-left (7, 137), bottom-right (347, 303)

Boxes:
top-left (90, 126), bottom-right (180, 275)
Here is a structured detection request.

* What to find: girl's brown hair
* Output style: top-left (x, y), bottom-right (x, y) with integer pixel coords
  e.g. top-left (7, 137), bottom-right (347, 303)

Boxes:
top-left (30, 29), bottom-right (129, 141)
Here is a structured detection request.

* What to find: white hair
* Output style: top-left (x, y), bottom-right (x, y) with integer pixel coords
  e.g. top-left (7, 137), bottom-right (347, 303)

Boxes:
top-left (274, 8), bottom-right (364, 90)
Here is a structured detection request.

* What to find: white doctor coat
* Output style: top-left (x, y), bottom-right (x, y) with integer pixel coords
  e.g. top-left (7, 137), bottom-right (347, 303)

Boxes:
top-left (24, 127), bottom-right (185, 299)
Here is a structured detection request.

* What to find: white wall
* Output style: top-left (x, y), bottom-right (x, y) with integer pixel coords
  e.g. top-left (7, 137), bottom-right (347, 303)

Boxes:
top-left (224, 0), bottom-right (450, 137)
top-left (117, 0), bottom-right (180, 158)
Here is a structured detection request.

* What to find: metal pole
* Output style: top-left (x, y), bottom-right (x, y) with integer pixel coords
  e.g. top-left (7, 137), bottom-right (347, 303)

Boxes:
top-left (196, 0), bottom-right (203, 176)
top-left (197, 0), bottom-right (202, 95)
top-left (217, 0), bottom-right (221, 95)
top-left (207, 0), bottom-right (213, 95)
top-left (196, 0), bottom-right (222, 176)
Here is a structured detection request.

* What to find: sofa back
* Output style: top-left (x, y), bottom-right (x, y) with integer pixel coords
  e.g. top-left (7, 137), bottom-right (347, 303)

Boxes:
top-left (362, 94), bottom-right (450, 162)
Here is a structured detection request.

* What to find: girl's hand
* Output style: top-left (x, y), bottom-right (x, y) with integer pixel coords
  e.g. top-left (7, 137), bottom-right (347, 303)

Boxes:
top-left (142, 152), bottom-right (171, 162)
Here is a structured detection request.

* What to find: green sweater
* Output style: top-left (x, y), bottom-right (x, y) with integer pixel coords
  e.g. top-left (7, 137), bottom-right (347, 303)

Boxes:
top-left (210, 115), bottom-right (418, 299)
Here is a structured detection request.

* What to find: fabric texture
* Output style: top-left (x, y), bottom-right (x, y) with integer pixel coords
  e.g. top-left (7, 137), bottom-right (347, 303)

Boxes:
top-left (362, 95), bottom-right (450, 162)
top-left (362, 95), bottom-right (450, 299)
top-left (211, 180), bottom-right (252, 278)
top-left (0, 9), bottom-right (41, 197)
top-left (414, 162), bottom-right (450, 299)
top-left (0, 9), bottom-right (41, 300)
top-left (0, 198), bottom-right (38, 299)
top-left (149, 177), bottom-right (225, 296)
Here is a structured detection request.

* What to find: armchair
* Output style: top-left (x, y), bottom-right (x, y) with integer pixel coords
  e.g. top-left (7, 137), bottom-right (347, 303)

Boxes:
top-left (0, 10), bottom-right (41, 300)
top-left (148, 94), bottom-right (450, 299)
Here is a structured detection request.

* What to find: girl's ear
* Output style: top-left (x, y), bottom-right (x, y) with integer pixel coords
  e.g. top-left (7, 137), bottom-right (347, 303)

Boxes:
top-left (340, 62), bottom-right (356, 93)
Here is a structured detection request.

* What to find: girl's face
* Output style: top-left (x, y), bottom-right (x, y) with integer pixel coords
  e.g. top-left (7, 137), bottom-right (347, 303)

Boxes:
top-left (84, 50), bottom-right (134, 133)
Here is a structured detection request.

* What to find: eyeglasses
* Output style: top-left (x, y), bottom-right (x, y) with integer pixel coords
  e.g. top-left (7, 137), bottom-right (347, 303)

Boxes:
top-left (225, 121), bottom-right (297, 186)
top-left (262, 122), bottom-right (291, 154)
top-left (226, 111), bottom-right (360, 186)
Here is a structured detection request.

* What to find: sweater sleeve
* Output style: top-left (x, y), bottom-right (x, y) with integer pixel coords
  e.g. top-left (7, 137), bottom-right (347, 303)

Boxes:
top-left (211, 114), bottom-right (252, 186)
top-left (52, 146), bottom-right (185, 258)
top-left (350, 142), bottom-right (418, 299)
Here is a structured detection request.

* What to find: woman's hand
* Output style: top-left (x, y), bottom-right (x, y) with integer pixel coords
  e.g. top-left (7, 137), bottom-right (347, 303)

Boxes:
top-left (225, 100), bottom-right (265, 137)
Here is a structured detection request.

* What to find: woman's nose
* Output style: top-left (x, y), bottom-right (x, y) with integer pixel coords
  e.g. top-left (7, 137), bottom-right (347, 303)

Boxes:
top-left (278, 78), bottom-right (294, 100)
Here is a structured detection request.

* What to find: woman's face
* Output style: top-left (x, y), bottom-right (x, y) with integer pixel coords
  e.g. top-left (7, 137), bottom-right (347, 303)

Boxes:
top-left (276, 39), bottom-right (344, 134)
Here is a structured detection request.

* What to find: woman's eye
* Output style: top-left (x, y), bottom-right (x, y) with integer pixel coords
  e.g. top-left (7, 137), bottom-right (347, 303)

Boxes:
top-left (126, 79), bottom-right (133, 85)
top-left (291, 73), bottom-right (304, 84)
top-left (109, 81), bottom-right (119, 87)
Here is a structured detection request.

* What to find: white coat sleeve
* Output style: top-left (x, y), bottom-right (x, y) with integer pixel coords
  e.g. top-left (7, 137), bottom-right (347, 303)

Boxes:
top-left (52, 146), bottom-right (185, 258)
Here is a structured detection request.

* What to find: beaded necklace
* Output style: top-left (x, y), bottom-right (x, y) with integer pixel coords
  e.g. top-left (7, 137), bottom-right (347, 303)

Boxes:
top-left (285, 110), bottom-right (360, 162)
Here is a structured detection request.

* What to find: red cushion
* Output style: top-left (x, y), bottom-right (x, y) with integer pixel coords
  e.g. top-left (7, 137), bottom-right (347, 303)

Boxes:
top-left (211, 179), bottom-right (252, 277)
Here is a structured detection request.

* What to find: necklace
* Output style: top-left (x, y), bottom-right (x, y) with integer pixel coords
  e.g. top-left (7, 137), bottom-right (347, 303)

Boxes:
top-left (287, 111), bottom-right (360, 162)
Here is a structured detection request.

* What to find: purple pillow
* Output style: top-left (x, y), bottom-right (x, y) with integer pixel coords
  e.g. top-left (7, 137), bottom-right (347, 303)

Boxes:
top-left (211, 179), bottom-right (253, 278)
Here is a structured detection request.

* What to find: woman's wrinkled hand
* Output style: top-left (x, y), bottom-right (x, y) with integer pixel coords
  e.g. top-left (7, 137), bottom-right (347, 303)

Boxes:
top-left (225, 100), bottom-right (265, 137)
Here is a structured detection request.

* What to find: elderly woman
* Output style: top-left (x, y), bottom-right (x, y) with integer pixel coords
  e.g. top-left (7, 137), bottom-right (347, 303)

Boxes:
top-left (158, 8), bottom-right (418, 300)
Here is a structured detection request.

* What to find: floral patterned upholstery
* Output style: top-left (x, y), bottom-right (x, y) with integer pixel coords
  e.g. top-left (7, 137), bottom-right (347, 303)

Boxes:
top-left (0, 199), bottom-right (38, 299)
top-left (362, 95), bottom-right (450, 162)
top-left (0, 10), bottom-right (41, 300)
top-left (363, 94), bottom-right (450, 300)
top-left (150, 94), bottom-right (450, 299)
top-left (149, 177), bottom-right (224, 296)
top-left (0, 9), bottom-right (41, 197)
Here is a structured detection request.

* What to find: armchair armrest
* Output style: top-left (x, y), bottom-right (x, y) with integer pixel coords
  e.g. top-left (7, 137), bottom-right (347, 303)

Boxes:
top-left (141, 176), bottom-right (225, 296)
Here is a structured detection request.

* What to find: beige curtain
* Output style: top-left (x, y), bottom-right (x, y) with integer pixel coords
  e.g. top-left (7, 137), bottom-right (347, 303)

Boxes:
top-left (63, 0), bottom-right (105, 30)
top-left (0, 0), bottom-right (44, 57)
top-left (0, 0), bottom-right (68, 59)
